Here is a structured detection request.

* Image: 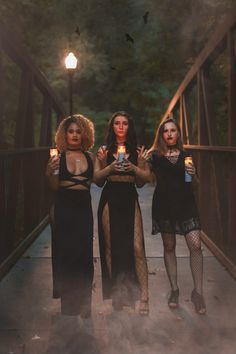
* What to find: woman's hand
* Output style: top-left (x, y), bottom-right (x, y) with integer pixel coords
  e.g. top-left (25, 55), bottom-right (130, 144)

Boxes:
top-left (185, 161), bottom-right (196, 176)
top-left (46, 156), bottom-right (60, 177)
top-left (97, 146), bottom-right (107, 168)
top-left (122, 159), bottom-right (137, 173)
top-left (97, 146), bottom-right (107, 161)
top-left (137, 146), bottom-right (151, 165)
top-left (109, 159), bottom-right (125, 173)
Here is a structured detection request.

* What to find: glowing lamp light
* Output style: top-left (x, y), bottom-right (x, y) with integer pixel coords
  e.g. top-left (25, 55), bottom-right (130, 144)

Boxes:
top-left (65, 52), bottom-right (78, 69)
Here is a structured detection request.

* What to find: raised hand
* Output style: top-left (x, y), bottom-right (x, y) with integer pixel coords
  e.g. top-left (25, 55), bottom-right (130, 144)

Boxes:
top-left (46, 155), bottom-right (60, 176)
top-left (97, 145), bottom-right (108, 168)
top-left (137, 146), bottom-right (151, 165)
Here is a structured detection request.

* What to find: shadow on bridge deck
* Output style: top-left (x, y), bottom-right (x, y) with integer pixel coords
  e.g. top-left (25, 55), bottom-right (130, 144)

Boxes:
top-left (0, 185), bottom-right (236, 354)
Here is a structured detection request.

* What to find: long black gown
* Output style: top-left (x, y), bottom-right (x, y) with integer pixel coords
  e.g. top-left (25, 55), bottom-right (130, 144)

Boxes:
top-left (52, 151), bottom-right (94, 316)
top-left (150, 150), bottom-right (201, 235)
top-left (98, 147), bottom-right (145, 308)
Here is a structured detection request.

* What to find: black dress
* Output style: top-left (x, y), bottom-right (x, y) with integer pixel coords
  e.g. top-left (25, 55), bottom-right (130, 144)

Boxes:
top-left (98, 147), bottom-right (144, 307)
top-left (52, 151), bottom-right (94, 316)
top-left (151, 150), bottom-right (200, 236)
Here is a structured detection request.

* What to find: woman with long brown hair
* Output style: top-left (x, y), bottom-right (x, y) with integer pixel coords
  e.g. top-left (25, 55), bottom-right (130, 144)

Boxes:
top-left (94, 111), bottom-right (150, 316)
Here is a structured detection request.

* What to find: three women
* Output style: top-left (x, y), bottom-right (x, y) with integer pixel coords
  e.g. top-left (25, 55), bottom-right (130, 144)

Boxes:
top-left (46, 112), bottom-right (206, 317)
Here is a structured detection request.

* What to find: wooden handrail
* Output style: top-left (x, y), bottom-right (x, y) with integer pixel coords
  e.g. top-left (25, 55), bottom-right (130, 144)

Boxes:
top-left (0, 22), bottom-right (65, 116)
top-left (162, 8), bottom-right (236, 121)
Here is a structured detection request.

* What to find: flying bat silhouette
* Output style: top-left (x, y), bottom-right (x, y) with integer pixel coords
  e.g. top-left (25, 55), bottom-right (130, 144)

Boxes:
top-left (75, 26), bottom-right (80, 36)
top-left (143, 11), bottom-right (149, 24)
top-left (125, 33), bottom-right (134, 44)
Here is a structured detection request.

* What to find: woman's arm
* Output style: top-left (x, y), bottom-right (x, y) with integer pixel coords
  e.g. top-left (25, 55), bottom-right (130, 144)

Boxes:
top-left (93, 157), bottom-right (119, 186)
top-left (133, 147), bottom-right (153, 187)
top-left (45, 156), bottom-right (60, 191)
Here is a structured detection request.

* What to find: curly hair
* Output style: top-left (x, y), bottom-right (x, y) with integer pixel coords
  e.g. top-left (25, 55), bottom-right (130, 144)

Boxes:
top-left (55, 114), bottom-right (94, 152)
top-left (105, 111), bottom-right (137, 154)
top-left (150, 116), bottom-right (183, 155)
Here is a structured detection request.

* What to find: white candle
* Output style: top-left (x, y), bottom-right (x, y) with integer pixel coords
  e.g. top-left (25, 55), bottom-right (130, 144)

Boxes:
top-left (49, 148), bottom-right (58, 158)
top-left (117, 145), bottom-right (126, 162)
top-left (49, 148), bottom-right (59, 175)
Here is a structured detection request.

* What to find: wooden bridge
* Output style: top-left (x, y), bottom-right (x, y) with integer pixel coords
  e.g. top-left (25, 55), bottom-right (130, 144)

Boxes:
top-left (1, 9), bottom-right (236, 280)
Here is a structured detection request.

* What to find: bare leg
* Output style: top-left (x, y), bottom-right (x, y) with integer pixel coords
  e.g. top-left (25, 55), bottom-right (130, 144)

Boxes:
top-left (102, 203), bottom-right (112, 278)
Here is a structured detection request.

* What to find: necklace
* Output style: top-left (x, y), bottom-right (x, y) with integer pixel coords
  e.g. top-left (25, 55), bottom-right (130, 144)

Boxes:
top-left (67, 147), bottom-right (81, 151)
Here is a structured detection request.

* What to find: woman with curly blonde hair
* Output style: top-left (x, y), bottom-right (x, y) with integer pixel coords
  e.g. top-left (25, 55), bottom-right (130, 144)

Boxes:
top-left (46, 114), bottom-right (95, 318)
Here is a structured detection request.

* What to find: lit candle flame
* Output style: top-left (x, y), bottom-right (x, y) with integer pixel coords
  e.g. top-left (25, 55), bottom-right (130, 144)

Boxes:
top-left (117, 145), bottom-right (126, 163)
top-left (117, 145), bottom-right (126, 154)
top-left (184, 156), bottom-right (192, 166)
top-left (50, 148), bottom-right (58, 158)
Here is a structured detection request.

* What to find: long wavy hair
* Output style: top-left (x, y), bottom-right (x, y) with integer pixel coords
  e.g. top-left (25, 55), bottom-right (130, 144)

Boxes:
top-left (105, 111), bottom-right (137, 154)
top-left (150, 117), bottom-right (183, 155)
top-left (55, 114), bottom-right (94, 152)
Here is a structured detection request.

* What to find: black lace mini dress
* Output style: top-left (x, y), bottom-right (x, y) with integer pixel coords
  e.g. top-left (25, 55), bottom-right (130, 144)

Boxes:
top-left (150, 150), bottom-right (201, 236)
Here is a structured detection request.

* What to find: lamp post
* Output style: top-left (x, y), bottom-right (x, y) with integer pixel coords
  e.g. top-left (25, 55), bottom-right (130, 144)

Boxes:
top-left (65, 52), bottom-right (78, 116)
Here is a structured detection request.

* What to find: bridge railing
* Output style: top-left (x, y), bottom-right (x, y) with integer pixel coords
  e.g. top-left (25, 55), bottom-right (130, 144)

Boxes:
top-left (0, 23), bottom-right (65, 278)
top-left (161, 9), bottom-right (236, 277)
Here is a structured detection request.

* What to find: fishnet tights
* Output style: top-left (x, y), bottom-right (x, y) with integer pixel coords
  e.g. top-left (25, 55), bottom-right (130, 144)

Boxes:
top-left (185, 230), bottom-right (203, 295)
top-left (101, 202), bottom-right (148, 301)
top-left (162, 230), bottom-right (203, 295)
top-left (161, 233), bottom-right (178, 291)
top-left (134, 202), bottom-right (148, 301)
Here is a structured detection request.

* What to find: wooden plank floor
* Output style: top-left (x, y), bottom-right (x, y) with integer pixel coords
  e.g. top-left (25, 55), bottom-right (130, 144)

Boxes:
top-left (0, 185), bottom-right (236, 354)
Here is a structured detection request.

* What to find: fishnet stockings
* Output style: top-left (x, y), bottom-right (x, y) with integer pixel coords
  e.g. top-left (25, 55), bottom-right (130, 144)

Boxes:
top-left (134, 202), bottom-right (148, 301)
top-left (161, 231), bottom-right (203, 295)
top-left (101, 202), bottom-right (148, 301)
top-left (161, 233), bottom-right (178, 291)
top-left (185, 230), bottom-right (203, 295)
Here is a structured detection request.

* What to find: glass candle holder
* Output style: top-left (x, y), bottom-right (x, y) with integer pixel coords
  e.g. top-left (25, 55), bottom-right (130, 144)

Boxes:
top-left (117, 145), bottom-right (126, 162)
top-left (50, 148), bottom-right (59, 175)
top-left (184, 156), bottom-right (192, 182)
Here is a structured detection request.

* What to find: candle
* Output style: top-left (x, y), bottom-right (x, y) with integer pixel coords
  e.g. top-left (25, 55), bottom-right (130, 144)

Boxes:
top-left (49, 148), bottom-right (59, 175)
top-left (117, 145), bottom-right (126, 162)
top-left (49, 148), bottom-right (58, 158)
top-left (184, 156), bottom-right (193, 182)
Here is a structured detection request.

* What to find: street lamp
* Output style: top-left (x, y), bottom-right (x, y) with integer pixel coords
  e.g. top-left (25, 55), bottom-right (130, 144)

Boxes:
top-left (65, 52), bottom-right (78, 116)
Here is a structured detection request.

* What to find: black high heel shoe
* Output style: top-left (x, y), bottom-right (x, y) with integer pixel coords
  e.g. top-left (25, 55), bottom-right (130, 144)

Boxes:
top-left (112, 299), bottom-right (123, 311)
top-left (168, 288), bottom-right (179, 309)
top-left (191, 289), bottom-right (206, 315)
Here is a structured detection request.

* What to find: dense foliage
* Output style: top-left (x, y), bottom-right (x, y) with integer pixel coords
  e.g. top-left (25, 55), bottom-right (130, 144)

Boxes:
top-left (0, 0), bottom-right (235, 147)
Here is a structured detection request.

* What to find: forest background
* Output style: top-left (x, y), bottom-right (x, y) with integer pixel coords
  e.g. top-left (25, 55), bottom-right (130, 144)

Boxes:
top-left (0, 0), bottom-right (235, 149)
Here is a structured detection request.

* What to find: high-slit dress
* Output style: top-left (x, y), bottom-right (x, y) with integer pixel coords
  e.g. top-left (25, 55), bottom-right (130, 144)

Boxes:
top-left (98, 147), bottom-right (146, 308)
top-left (52, 151), bottom-right (94, 316)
